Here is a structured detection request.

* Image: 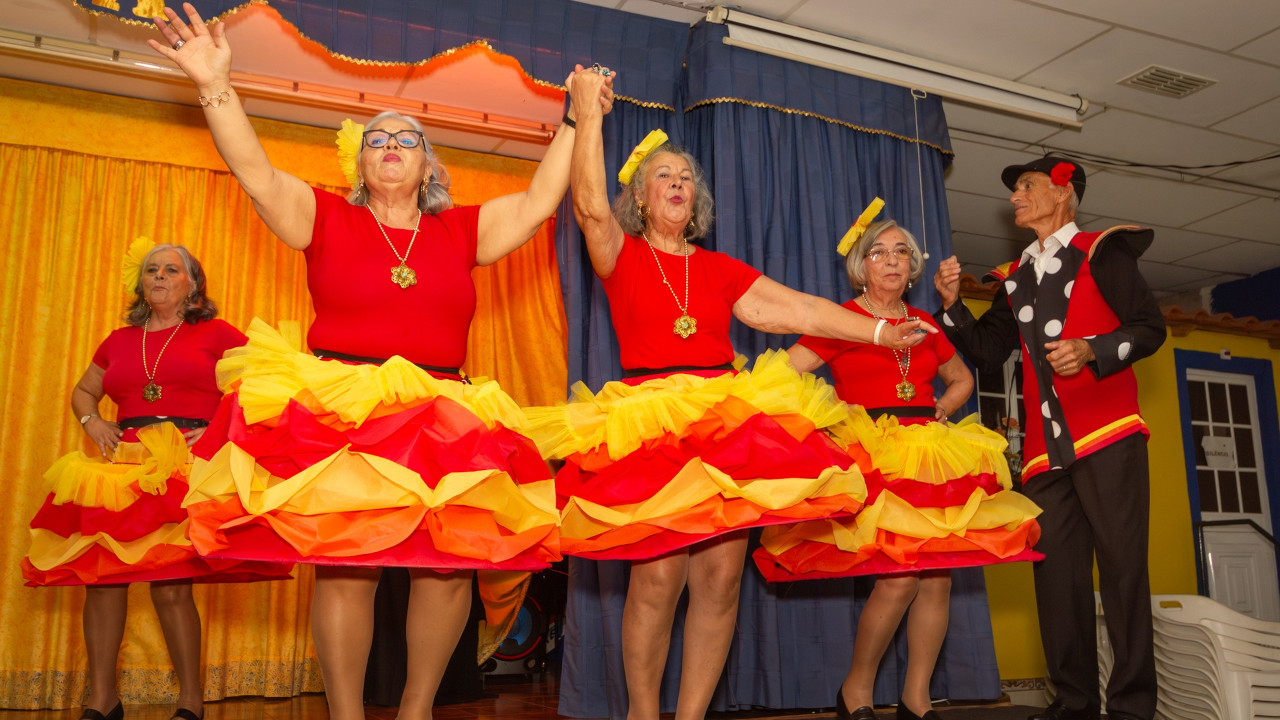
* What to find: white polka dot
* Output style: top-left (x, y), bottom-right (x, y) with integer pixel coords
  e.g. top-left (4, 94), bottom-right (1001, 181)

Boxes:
top-left (1118, 341), bottom-right (1132, 360)
top-left (1044, 256), bottom-right (1063, 275)
top-left (943, 313), bottom-right (955, 327)
top-left (1052, 421), bottom-right (1062, 437)
top-left (1018, 305), bottom-right (1034, 323)
top-left (1044, 319), bottom-right (1062, 337)
top-left (1005, 280), bottom-right (1017, 295)
top-left (1042, 401), bottom-right (1052, 418)
top-left (1064, 280), bottom-right (1074, 298)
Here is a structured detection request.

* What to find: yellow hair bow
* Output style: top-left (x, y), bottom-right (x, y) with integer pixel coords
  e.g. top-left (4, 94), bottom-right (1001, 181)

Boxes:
top-left (336, 118), bottom-right (365, 187)
top-left (617, 129), bottom-right (669, 185)
top-left (836, 197), bottom-right (885, 257)
top-left (120, 236), bottom-right (155, 294)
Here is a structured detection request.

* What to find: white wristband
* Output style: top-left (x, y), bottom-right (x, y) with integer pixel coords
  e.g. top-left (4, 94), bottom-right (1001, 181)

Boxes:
top-left (872, 319), bottom-right (886, 346)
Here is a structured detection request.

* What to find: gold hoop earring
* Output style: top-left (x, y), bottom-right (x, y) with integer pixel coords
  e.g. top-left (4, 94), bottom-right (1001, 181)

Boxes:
top-left (684, 217), bottom-right (697, 238)
top-left (636, 201), bottom-right (650, 223)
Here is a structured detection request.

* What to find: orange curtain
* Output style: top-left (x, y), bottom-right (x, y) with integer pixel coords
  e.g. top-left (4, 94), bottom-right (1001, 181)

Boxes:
top-left (0, 77), bottom-right (567, 708)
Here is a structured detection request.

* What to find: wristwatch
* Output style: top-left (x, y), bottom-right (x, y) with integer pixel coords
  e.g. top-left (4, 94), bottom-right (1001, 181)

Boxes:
top-left (79, 413), bottom-right (98, 425)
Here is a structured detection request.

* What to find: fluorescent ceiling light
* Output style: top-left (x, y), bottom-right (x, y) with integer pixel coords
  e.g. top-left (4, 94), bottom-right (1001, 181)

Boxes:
top-left (707, 7), bottom-right (1088, 127)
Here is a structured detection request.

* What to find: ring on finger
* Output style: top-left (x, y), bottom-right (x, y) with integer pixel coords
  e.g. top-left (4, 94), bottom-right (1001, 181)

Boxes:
top-left (591, 62), bottom-right (611, 77)
top-left (173, 39), bottom-right (186, 50)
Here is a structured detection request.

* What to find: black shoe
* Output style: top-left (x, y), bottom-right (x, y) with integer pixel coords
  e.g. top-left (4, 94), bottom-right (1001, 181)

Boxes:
top-left (896, 699), bottom-right (943, 720)
top-left (835, 689), bottom-right (877, 720)
top-left (79, 701), bottom-right (123, 720)
top-left (171, 709), bottom-right (203, 720)
top-left (1027, 702), bottom-right (1100, 720)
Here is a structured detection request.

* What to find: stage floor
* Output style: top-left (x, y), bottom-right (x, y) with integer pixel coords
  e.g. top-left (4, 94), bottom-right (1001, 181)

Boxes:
top-left (1, 675), bottom-right (1044, 719)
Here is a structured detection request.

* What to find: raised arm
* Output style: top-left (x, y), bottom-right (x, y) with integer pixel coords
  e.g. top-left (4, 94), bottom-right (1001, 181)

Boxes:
top-left (476, 66), bottom-right (615, 266)
top-left (566, 70), bottom-right (627, 279)
top-left (734, 276), bottom-right (931, 351)
top-left (150, 3), bottom-right (315, 249)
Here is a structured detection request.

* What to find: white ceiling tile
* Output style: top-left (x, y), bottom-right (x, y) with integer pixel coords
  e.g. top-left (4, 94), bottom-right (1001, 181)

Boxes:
top-left (1203, 154), bottom-right (1280, 193)
top-left (1079, 218), bottom-right (1238, 263)
top-left (1138, 260), bottom-right (1225, 291)
top-left (1075, 169), bottom-right (1252, 228)
top-left (1212, 96), bottom-right (1280, 146)
top-left (1022, 28), bottom-right (1280, 126)
top-left (1175, 239), bottom-right (1280, 275)
top-left (1236, 27), bottom-right (1280, 63)
top-left (1025, 0), bottom-right (1280, 50)
top-left (1185, 197), bottom-right (1280, 243)
top-left (764, 0), bottom-right (1106, 80)
top-left (941, 101), bottom-right (1073, 147)
top-left (616, 0), bottom-right (703, 23)
top-left (946, 192), bottom-right (1023, 239)
top-left (943, 139), bottom-right (1037, 197)
top-left (1039, 108), bottom-right (1276, 170)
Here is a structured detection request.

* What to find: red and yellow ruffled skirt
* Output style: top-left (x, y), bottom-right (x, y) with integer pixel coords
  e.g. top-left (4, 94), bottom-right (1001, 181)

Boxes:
top-left (753, 409), bottom-right (1043, 581)
top-left (526, 350), bottom-right (866, 560)
top-left (183, 320), bottom-right (560, 572)
top-left (23, 422), bottom-right (291, 586)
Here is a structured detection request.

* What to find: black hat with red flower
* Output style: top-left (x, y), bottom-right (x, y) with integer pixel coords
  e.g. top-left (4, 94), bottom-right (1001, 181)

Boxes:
top-left (1001, 155), bottom-right (1086, 202)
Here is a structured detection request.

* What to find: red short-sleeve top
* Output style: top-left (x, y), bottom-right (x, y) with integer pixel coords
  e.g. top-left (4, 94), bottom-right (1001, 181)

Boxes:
top-left (304, 187), bottom-right (481, 368)
top-left (94, 318), bottom-right (246, 420)
top-left (798, 299), bottom-right (954, 408)
top-left (601, 234), bottom-right (762, 370)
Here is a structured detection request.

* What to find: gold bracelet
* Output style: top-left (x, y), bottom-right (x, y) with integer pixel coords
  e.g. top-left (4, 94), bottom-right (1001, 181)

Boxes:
top-left (199, 89), bottom-right (232, 108)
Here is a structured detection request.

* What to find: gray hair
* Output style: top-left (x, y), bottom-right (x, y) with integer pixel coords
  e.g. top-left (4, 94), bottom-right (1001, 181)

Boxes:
top-left (611, 144), bottom-right (714, 241)
top-left (346, 111), bottom-right (453, 214)
top-left (124, 244), bottom-right (218, 327)
top-left (844, 219), bottom-right (925, 291)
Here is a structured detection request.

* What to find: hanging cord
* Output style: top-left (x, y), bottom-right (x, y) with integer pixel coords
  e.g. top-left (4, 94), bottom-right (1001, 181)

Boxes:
top-left (911, 88), bottom-right (930, 261)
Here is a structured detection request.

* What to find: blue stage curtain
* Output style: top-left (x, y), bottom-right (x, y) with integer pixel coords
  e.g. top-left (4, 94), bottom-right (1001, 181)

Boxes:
top-left (556, 20), bottom-right (1003, 720)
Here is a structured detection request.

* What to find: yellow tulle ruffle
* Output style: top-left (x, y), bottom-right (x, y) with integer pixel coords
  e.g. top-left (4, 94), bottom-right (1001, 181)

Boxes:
top-left (833, 409), bottom-right (1013, 488)
top-left (527, 349), bottom-right (849, 460)
top-left (26, 521), bottom-right (194, 572)
top-left (218, 319), bottom-right (529, 430)
top-left (759, 486), bottom-right (1042, 558)
top-left (45, 423), bottom-right (192, 511)
top-left (186, 443), bottom-right (558, 562)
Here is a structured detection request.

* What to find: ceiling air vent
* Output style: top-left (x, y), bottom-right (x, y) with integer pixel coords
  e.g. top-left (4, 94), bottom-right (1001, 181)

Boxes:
top-left (1118, 65), bottom-right (1215, 98)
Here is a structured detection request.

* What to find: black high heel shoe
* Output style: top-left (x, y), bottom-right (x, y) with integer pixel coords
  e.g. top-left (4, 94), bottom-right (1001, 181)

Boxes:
top-left (895, 699), bottom-right (942, 720)
top-left (835, 689), bottom-right (877, 720)
top-left (79, 700), bottom-right (123, 720)
top-left (170, 709), bottom-right (203, 720)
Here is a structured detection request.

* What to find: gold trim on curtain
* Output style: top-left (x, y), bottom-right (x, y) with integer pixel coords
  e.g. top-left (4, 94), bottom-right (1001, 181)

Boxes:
top-left (0, 77), bottom-right (567, 709)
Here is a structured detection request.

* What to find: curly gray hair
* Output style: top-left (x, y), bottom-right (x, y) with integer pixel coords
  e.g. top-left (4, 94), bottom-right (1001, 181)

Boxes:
top-left (844, 219), bottom-right (925, 291)
top-left (611, 144), bottom-right (714, 241)
top-left (347, 111), bottom-right (453, 214)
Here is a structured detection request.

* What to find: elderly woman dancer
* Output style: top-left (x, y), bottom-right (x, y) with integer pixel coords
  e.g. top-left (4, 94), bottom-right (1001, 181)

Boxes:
top-left (148, 5), bottom-right (611, 720)
top-left (753, 218), bottom-right (1043, 720)
top-left (533, 70), bottom-right (932, 720)
top-left (23, 241), bottom-right (287, 720)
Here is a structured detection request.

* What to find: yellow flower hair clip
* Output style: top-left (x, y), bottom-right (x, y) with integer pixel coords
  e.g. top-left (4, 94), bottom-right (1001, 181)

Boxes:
top-left (121, 235), bottom-right (155, 294)
top-left (836, 197), bottom-right (885, 256)
top-left (336, 118), bottom-right (364, 187)
top-left (617, 129), bottom-right (669, 185)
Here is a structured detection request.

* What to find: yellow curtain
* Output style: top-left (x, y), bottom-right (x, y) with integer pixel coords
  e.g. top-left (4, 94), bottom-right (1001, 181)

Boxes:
top-left (0, 77), bottom-right (567, 709)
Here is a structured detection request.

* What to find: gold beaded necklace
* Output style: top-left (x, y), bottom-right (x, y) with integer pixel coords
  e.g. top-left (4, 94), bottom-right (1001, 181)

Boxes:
top-left (368, 205), bottom-right (423, 289)
top-left (860, 295), bottom-right (915, 402)
top-left (642, 233), bottom-right (696, 338)
top-left (141, 316), bottom-right (184, 403)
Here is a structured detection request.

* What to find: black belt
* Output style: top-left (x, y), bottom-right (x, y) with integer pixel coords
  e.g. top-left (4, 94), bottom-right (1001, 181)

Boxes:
top-left (312, 348), bottom-right (466, 381)
top-left (623, 362), bottom-right (734, 379)
top-left (117, 416), bottom-right (210, 430)
top-left (863, 406), bottom-right (935, 419)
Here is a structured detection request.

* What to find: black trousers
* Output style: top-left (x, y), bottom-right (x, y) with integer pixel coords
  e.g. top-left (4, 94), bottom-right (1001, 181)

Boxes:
top-left (1022, 433), bottom-right (1156, 720)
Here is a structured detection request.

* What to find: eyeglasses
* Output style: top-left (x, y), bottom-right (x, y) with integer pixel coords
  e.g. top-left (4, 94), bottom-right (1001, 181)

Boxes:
top-left (363, 129), bottom-right (425, 149)
top-left (866, 246), bottom-right (912, 263)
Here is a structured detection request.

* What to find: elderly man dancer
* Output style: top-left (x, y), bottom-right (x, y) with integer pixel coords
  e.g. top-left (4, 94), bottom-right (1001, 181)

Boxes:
top-left (933, 156), bottom-right (1164, 720)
